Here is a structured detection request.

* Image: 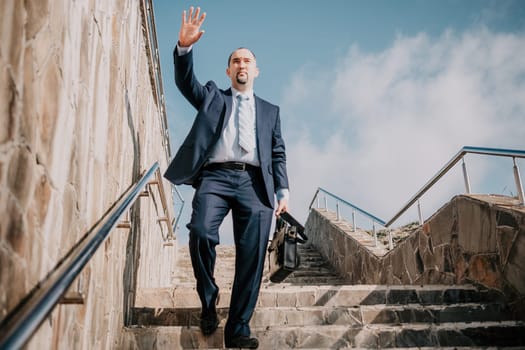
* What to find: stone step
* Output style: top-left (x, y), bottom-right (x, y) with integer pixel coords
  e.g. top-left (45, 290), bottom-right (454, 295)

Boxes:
top-left (175, 246), bottom-right (327, 259)
top-left (122, 321), bottom-right (525, 349)
top-left (135, 285), bottom-right (497, 309)
top-left (264, 276), bottom-right (346, 285)
top-left (172, 260), bottom-right (334, 274)
top-left (173, 243), bottom-right (346, 286)
top-left (283, 268), bottom-right (342, 276)
top-left (131, 302), bottom-right (514, 328)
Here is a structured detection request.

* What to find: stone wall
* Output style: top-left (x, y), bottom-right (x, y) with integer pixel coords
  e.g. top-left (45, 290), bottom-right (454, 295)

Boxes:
top-left (0, 0), bottom-right (176, 348)
top-left (305, 194), bottom-right (525, 319)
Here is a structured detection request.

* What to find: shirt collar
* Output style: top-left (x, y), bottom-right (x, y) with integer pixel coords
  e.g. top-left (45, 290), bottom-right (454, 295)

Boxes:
top-left (231, 87), bottom-right (254, 100)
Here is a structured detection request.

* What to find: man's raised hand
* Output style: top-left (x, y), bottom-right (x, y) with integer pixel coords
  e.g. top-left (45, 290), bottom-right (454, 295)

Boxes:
top-left (179, 6), bottom-right (206, 47)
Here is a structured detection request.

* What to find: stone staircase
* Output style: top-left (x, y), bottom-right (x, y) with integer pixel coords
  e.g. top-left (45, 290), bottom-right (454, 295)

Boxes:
top-left (122, 244), bottom-right (525, 349)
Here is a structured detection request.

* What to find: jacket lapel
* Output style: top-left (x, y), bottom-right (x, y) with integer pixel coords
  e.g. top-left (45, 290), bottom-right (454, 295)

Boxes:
top-left (221, 88), bottom-right (233, 132)
top-left (255, 95), bottom-right (267, 155)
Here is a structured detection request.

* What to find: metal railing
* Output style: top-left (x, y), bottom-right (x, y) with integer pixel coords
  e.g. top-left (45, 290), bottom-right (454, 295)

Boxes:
top-left (386, 146), bottom-right (525, 227)
top-left (310, 146), bottom-right (525, 249)
top-left (309, 187), bottom-right (393, 248)
top-left (0, 163), bottom-right (159, 349)
top-left (171, 186), bottom-right (185, 237)
top-left (148, 167), bottom-right (183, 242)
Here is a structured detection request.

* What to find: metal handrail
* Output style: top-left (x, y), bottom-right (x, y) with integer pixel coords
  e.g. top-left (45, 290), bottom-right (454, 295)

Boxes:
top-left (148, 168), bottom-right (177, 241)
top-left (385, 146), bottom-right (525, 227)
top-left (309, 187), bottom-right (386, 226)
top-left (309, 146), bottom-right (524, 249)
top-left (309, 187), bottom-right (391, 248)
top-left (171, 186), bottom-right (185, 234)
top-left (0, 163), bottom-right (159, 349)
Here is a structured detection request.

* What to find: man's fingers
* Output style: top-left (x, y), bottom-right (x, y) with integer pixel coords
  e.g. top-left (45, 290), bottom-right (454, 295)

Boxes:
top-left (275, 201), bottom-right (288, 216)
top-left (193, 7), bottom-right (201, 22)
top-left (198, 12), bottom-right (206, 26)
top-left (183, 7), bottom-right (205, 26)
top-left (188, 6), bottom-right (194, 22)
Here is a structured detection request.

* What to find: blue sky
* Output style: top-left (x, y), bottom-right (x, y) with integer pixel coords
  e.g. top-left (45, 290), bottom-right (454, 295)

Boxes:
top-left (153, 1), bottom-right (525, 244)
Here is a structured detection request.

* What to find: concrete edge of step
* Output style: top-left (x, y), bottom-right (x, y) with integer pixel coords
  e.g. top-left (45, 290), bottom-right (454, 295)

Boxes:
top-left (139, 284), bottom-right (481, 293)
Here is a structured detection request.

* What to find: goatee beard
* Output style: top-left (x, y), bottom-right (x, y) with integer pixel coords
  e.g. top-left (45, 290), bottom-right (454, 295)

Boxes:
top-left (236, 73), bottom-right (247, 84)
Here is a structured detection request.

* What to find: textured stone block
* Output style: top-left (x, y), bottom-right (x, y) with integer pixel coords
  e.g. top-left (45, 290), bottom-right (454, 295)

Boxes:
top-left (37, 58), bottom-right (61, 158)
top-left (386, 289), bottom-right (420, 305)
top-left (359, 289), bottom-right (387, 305)
top-left (362, 305), bottom-right (399, 324)
top-left (258, 289), bottom-right (277, 307)
top-left (418, 289), bottom-right (443, 305)
top-left (443, 288), bottom-right (480, 304)
top-left (428, 197), bottom-right (456, 247)
top-left (0, 63), bottom-right (16, 145)
top-left (378, 330), bottom-right (396, 348)
top-left (504, 230), bottom-right (525, 293)
top-left (3, 193), bottom-right (26, 255)
top-left (497, 224), bottom-right (518, 266)
top-left (396, 327), bottom-right (434, 347)
top-left (436, 328), bottom-right (473, 346)
top-left (496, 209), bottom-right (519, 228)
top-left (276, 290), bottom-right (299, 307)
top-left (460, 325), bottom-right (525, 346)
top-left (0, 0), bottom-right (24, 73)
top-left (457, 197), bottom-right (497, 252)
top-left (391, 243), bottom-right (411, 283)
top-left (353, 327), bottom-right (379, 348)
top-left (294, 289), bottom-right (316, 307)
top-left (467, 254), bottom-right (502, 288)
top-left (324, 307), bottom-right (361, 325)
top-left (0, 245), bottom-right (28, 316)
top-left (7, 147), bottom-right (34, 208)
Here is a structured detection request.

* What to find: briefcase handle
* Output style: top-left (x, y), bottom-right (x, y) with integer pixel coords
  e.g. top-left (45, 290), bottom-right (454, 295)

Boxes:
top-left (278, 212), bottom-right (308, 243)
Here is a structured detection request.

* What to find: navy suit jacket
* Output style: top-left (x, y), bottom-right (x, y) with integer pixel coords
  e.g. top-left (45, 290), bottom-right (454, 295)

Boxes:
top-left (163, 48), bottom-right (289, 207)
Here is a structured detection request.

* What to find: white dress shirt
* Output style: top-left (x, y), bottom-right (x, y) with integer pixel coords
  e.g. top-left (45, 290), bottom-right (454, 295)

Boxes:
top-left (208, 87), bottom-right (259, 166)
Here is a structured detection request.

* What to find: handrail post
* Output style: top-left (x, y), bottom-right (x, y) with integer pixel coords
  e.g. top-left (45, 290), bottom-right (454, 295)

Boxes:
top-left (171, 186), bottom-right (185, 237)
top-left (324, 196), bottom-right (327, 210)
top-left (152, 168), bottom-right (176, 242)
top-left (336, 201), bottom-right (340, 221)
top-left (373, 222), bottom-right (378, 247)
top-left (308, 187), bottom-right (320, 210)
top-left (462, 158), bottom-right (471, 194)
top-left (316, 196), bottom-right (320, 208)
top-left (513, 157), bottom-right (525, 205)
top-left (388, 229), bottom-right (393, 250)
top-left (417, 200), bottom-right (423, 225)
top-left (352, 210), bottom-right (356, 232)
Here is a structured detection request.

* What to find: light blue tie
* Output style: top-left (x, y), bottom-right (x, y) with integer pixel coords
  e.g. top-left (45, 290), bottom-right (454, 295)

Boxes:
top-left (237, 94), bottom-right (255, 152)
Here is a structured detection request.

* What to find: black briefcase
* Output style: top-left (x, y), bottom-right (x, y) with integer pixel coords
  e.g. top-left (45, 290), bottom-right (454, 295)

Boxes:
top-left (267, 212), bottom-right (307, 283)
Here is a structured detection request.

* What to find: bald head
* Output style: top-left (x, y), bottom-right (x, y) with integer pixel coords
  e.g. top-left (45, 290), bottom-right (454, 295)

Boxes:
top-left (227, 47), bottom-right (256, 67)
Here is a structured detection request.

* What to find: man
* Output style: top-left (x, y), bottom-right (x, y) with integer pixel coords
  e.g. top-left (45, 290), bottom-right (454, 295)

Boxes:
top-left (163, 7), bottom-right (289, 349)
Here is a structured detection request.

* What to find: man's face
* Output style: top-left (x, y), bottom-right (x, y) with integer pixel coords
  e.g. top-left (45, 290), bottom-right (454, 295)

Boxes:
top-left (226, 48), bottom-right (259, 88)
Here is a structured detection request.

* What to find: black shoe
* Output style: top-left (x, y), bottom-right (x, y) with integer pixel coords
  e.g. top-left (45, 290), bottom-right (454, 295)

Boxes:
top-left (224, 335), bottom-right (259, 349)
top-left (200, 313), bottom-right (219, 336)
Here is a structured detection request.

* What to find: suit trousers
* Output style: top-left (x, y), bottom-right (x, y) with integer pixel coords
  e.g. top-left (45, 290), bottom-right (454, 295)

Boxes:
top-left (188, 166), bottom-right (273, 338)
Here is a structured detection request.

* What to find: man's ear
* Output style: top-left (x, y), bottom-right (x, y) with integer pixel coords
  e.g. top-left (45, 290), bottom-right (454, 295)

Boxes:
top-left (226, 67), bottom-right (231, 77)
top-left (254, 67), bottom-right (260, 78)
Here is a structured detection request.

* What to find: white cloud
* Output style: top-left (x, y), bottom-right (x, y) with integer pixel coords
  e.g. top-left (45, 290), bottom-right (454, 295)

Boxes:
top-left (283, 28), bottom-right (525, 227)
